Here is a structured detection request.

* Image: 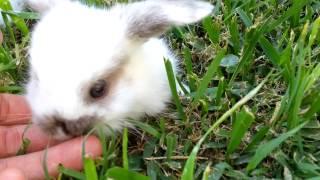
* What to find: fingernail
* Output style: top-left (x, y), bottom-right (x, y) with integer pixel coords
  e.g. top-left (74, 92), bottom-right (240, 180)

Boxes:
top-left (85, 153), bottom-right (93, 158)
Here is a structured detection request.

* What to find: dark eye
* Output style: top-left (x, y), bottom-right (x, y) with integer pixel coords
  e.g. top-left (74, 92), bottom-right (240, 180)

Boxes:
top-left (89, 80), bottom-right (107, 99)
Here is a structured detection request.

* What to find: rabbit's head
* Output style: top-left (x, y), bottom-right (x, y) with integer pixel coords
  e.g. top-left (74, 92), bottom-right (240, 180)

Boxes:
top-left (26, 0), bottom-right (213, 139)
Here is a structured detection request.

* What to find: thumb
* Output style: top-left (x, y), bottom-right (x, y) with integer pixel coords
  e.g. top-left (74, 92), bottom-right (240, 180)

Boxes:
top-left (0, 168), bottom-right (26, 180)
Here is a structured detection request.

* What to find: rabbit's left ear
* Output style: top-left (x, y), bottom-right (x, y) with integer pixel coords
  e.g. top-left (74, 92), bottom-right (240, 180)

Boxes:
top-left (122, 0), bottom-right (214, 40)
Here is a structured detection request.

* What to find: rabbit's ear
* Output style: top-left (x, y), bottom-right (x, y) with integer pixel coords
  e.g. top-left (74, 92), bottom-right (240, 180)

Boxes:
top-left (123, 0), bottom-right (214, 39)
top-left (27, 0), bottom-right (70, 13)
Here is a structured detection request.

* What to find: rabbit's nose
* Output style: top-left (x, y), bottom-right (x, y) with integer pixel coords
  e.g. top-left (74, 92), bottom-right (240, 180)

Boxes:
top-left (52, 115), bottom-right (95, 136)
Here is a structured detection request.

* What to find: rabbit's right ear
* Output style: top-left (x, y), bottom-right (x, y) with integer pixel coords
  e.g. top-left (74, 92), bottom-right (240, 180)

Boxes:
top-left (27, 0), bottom-right (70, 13)
top-left (120, 0), bottom-right (214, 40)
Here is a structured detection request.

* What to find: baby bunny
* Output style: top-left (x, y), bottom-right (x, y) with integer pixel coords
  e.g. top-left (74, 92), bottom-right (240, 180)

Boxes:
top-left (25, 0), bottom-right (214, 139)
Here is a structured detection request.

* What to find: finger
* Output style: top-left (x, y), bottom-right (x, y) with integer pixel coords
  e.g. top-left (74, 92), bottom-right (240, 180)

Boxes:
top-left (0, 30), bottom-right (3, 45)
top-left (0, 125), bottom-right (63, 158)
top-left (0, 168), bottom-right (26, 180)
top-left (0, 94), bottom-right (32, 125)
top-left (0, 136), bottom-right (102, 180)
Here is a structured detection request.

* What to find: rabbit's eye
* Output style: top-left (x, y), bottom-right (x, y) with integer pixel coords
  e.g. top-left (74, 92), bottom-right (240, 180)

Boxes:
top-left (90, 80), bottom-right (107, 99)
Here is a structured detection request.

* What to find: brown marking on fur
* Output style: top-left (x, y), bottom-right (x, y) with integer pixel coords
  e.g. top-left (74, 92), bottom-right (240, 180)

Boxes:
top-left (36, 116), bottom-right (59, 136)
top-left (37, 114), bottom-right (96, 137)
top-left (54, 115), bottom-right (94, 136)
top-left (82, 63), bottom-right (125, 104)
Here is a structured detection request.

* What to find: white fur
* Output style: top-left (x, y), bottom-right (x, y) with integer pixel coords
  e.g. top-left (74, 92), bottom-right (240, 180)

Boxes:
top-left (25, 0), bottom-right (213, 138)
top-left (26, 0), bottom-right (69, 12)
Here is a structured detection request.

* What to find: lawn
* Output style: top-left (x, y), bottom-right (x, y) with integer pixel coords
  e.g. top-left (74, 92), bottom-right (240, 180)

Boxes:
top-left (1, 0), bottom-right (320, 179)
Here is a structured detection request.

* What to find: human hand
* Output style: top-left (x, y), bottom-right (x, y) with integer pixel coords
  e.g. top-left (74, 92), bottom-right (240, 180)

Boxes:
top-left (0, 94), bottom-right (102, 180)
top-left (0, 30), bottom-right (3, 45)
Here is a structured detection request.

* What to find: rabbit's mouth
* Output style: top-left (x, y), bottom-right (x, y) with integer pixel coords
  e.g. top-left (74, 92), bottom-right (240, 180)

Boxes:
top-left (35, 115), bottom-right (98, 139)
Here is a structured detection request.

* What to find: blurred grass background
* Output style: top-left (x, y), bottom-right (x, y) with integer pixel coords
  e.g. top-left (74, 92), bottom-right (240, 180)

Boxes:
top-left (1, 0), bottom-right (320, 179)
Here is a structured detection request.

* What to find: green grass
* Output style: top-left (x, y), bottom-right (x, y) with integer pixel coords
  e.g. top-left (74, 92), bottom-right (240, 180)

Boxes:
top-left (1, 0), bottom-right (320, 179)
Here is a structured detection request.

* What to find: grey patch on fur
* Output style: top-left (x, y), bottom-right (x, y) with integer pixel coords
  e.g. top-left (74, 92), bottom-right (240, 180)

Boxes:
top-left (125, 4), bottom-right (170, 39)
top-left (124, 0), bottom-right (208, 39)
top-left (37, 114), bottom-right (96, 137)
top-left (53, 115), bottom-right (95, 136)
top-left (127, 13), bottom-right (169, 38)
top-left (36, 116), bottom-right (59, 136)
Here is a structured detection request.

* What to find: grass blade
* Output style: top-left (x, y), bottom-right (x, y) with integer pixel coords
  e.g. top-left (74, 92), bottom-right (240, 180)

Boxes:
top-left (42, 147), bottom-right (51, 180)
top-left (267, 1), bottom-right (308, 32)
top-left (229, 21), bottom-right (268, 86)
top-left (215, 77), bottom-right (225, 106)
top-left (202, 164), bottom-right (211, 180)
top-left (246, 121), bottom-right (308, 171)
top-left (106, 167), bottom-right (150, 180)
top-left (227, 106), bottom-right (255, 155)
top-left (237, 8), bottom-right (252, 27)
top-left (202, 16), bottom-right (220, 44)
top-left (0, 0), bottom-right (29, 35)
top-left (194, 50), bottom-right (226, 102)
top-left (166, 134), bottom-right (177, 160)
top-left (84, 157), bottom-right (98, 180)
top-left (129, 119), bottom-right (161, 139)
top-left (164, 58), bottom-right (187, 121)
top-left (229, 16), bottom-right (241, 53)
top-left (1, 10), bottom-right (40, 19)
top-left (96, 126), bottom-right (108, 179)
top-left (259, 37), bottom-right (281, 66)
top-left (182, 76), bottom-right (269, 180)
top-left (58, 166), bottom-right (85, 180)
top-left (183, 47), bottom-right (196, 92)
top-left (209, 162), bottom-right (230, 180)
top-left (246, 126), bottom-right (270, 151)
top-left (308, 17), bottom-right (320, 48)
top-left (303, 93), bottom-right (320, 119)
top-left (122, 128), bottom-right (129, 170)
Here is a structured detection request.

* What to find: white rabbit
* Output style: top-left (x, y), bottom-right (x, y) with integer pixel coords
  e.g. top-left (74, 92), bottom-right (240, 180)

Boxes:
top-left (25, 0), bottom-right (214, 139)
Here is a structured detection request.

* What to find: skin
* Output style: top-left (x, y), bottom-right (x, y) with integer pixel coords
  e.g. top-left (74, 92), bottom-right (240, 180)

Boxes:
top-left (0, 94), bottom-right (102, 180)
top-left (0, 30), bottom-right (3, 45)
